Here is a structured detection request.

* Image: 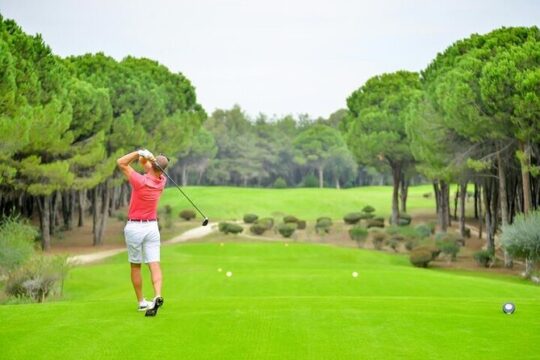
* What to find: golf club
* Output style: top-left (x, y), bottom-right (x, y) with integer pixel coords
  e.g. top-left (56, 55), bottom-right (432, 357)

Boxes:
top-left (152, 159), bottom-right (209, 226)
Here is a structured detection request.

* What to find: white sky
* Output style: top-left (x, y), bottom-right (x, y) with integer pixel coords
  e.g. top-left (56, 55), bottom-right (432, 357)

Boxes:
top-left (1, 0), bottom-right (539, 119)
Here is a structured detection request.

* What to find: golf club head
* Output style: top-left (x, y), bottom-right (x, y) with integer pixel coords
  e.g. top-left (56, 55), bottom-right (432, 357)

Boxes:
top-left (202, 218), bottom-right (209, 226)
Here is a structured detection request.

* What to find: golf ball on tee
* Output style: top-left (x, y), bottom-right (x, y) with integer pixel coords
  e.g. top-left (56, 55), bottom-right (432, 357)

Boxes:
top-left (226, 271), bottom-right (232, 277)
top-left (352, 272), bottom-right (358, 278)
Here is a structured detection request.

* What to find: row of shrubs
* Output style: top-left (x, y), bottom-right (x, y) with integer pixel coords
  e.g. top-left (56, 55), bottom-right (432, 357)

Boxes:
top-left (0, 216), bottom-right (70, 303)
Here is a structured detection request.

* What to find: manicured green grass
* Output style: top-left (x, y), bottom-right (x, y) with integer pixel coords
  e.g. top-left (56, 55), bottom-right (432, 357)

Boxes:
top-left (160, 185), bottom-right (436, 221)
top-left (1, 241), bottom-right (539, 359)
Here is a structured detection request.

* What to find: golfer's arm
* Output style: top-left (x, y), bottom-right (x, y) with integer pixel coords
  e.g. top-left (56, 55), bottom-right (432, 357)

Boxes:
top-left (116, 151), bottom-right (139, 178)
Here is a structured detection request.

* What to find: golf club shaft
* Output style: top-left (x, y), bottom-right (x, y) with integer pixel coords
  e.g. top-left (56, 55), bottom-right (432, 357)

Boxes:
top-left (153, 161), bottom-right (208, 220)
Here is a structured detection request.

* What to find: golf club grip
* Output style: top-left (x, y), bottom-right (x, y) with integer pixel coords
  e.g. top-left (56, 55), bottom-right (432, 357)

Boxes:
top-left (153, 161), bottom-right (207, 219)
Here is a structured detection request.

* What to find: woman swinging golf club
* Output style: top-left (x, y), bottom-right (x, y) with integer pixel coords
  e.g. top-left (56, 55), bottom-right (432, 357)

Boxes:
top-left (117, 149), bottom-right (168, 317)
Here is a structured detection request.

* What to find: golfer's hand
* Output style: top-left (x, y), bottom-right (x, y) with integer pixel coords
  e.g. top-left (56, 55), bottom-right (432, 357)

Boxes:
top-left (138, 149), bottom-right (156, 161)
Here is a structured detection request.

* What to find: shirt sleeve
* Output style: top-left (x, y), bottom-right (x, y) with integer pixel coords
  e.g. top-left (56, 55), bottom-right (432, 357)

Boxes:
top-left (128, 171), bottom-right (146, 190)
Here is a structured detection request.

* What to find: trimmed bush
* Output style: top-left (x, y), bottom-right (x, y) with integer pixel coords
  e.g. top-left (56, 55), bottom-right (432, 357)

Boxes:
top-left (359, 212), bottom-right (375, 220)
top-left (250, 223), bottom-right (267, 235)
top-left (369, 229), bottom-right (385, 250)
top-left (436, 239), bottom-right (460, 261)
top-left (179, 209), bottom-right (196, 221)
top-left (243, 214), bottom-right (259, 224)
top-left (362, 205), bottom-right (375, 214)
top-left (277, 223), bottom-right (296, 238)
top-left (435, 232), bottom-right (465, 247)
top-left (410, 249), bottom-right (432, 268)
top-left (349, 226), bottom-right (368, 247)
top-left (283, 215), bottom-right (299, 224)
top-left (390, 213), bottom-right (412, 226)
top-left (315, 217), bottom-right (332, 234)
top-left (256, 217), bottom-right (274, 230)
top-left (414, 224), bottom-right (432, 239)
top-left (386, 238), bottom-right (400, 252)
top-left (296, 220), bottom-right (307, 230)
top-left (366, 219), bottom-right (384, 228)
top-left (400, 213), bottom-right (412, 224)
top-left (273, 177), bottom-right (287, 188)
top-left (390, 234), bottom-right (405, 242)
top-left (405, 239), bottom-right (418, 251)
top-left (316, 217), bottom-right (332, 225)
top-left (474, 250), bottom-right (495, 268)
top-left (343, 212), bottom-right (363, 225)
top-left (415, 245), bottom-right (441, 260)
top-left (218, 222), bottom-right (243, 235)
top-left (0, 216), bottom-right (38, 275)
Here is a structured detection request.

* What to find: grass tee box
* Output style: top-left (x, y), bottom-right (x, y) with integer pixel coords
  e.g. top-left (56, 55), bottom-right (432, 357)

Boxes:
top-left (1, 242), bottom-right (540, 359)
top-left (160, 185), bottom-right (437, 221)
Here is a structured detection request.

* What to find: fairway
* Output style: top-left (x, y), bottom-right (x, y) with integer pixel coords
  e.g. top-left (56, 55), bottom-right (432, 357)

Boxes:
top-left (160, 185), bottom-right (437, 221)
top-left (1, 241), bottom-right (539, 359)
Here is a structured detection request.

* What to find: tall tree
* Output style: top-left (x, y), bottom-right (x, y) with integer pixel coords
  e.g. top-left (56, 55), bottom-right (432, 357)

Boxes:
top-left (293, 124), bottom-right (346, 188)
top-left (344, 71), bottom-right (421, 225)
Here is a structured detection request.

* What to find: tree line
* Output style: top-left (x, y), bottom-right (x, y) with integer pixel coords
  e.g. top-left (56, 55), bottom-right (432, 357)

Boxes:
top-left (343, 26), bottom-right (540, 271)
top-left (173, 106), bottom-right (391, 189)
top-left (0, 16), bottom-right (205, 249)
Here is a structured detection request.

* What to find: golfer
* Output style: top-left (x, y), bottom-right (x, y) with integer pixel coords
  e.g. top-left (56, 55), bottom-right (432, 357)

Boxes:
top-left (117, 149), bottom-right (168, 316)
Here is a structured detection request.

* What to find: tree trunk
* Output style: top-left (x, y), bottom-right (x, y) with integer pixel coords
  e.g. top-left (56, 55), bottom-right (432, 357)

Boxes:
top-left (400, 177), bottom-right (409, 213)
top-left (181, 164), bottom-right (188, 187)
top-left (497, 148), bottom-right (512, 268)
top-left (459, 181), bottom-right (467, 238)
top-left (524, 258), bottom-right (535, 279)
top-left (483, 182), bottom-right (495, 253)
top-left (37, 196), bottom-right (51, 251)
top-left (197, 168), bottom-right (204, 185)
top-left (453, 187), bottom-right (459, 220)
top-left (433, 181), bottom-right (440, 216)
top-left (95, 181), bottom-right (111, 246)
top-left (519, 141), bottom-right (532, 214)
top-left (391, 166), bottom-right (401, 226)
top-left (78, 190), bottom-right (86, 227)
top-left (473, 183), bottom-right (479, 219)
top-left (92, 186), bottom-right (102, 245)
top-left (335, 175), bottom-right (340, 189)
top-left (439, 180), bottom-right (449, 232)
top-left (318, 166), bottom-right (324, 188)
top-left (477, 183), bottom-right (483, 240)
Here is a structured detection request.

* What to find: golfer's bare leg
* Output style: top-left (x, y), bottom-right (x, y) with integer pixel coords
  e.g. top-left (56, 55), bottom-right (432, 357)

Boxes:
top-left (148, 262), bottom-right (162, 297)
top-left (130, 263), bottom-right (144, 302)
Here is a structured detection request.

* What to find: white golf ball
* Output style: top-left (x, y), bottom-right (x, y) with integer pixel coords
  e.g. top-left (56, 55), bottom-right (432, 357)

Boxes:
top-left (503, 302), bottom-right (515, 314)
top-left (352, 272), bottom-right (359, 278)
top-left (226, 271), bottom-right (232, 277)
top-left (217, 268), bottom-right (222, 272)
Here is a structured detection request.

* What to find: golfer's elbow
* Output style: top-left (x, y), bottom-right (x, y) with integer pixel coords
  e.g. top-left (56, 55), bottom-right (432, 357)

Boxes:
top-left (116, 158), bottom-right (130, 176)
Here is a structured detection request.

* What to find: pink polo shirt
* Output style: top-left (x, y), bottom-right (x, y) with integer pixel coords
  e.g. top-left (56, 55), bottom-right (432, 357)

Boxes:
top-left (127, 171), bottom-right (167, 220)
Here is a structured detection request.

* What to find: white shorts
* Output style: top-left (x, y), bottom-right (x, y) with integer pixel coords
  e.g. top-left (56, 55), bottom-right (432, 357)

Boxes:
top-left (123, 221), bottom-right (161, 263)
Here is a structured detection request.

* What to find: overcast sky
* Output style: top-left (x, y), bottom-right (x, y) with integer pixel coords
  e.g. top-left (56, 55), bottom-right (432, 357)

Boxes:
top-left (1, 0), bottom-right (539, 119)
